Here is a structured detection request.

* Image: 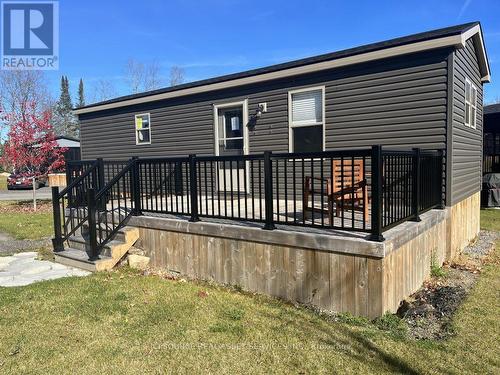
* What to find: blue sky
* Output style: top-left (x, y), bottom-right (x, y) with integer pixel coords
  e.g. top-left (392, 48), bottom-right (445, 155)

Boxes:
top-left (50, 0), bottom-right (500, 103)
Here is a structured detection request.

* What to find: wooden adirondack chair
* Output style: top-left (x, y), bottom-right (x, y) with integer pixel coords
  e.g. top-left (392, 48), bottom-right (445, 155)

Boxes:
top-left (303, 159), bottom-right (369, 225)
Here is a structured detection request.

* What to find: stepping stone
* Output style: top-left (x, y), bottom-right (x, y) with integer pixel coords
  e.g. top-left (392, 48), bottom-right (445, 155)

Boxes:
top-left (19, 263), bottom-right (53, 275)
top-left (0, 252), bottom-right (90, 287)
top-left (12, 252), bottom-right (38, 258)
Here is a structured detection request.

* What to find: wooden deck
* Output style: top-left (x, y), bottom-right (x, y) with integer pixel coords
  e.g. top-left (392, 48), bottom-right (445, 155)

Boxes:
top-left (107, 194), bottom-right (371, 232)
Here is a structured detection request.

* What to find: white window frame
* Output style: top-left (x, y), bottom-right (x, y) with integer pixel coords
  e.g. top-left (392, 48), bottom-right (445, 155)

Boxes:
top-left (464, 77), bottom-right (477, 129)
top-left (288, 86), bottom-right (326, 152)
top-left (135, 113), bottom-right (151, 145)
top-left (212, 99), bottom-right (250, 192)
top-left (213, 99), bottom-right (249, 156)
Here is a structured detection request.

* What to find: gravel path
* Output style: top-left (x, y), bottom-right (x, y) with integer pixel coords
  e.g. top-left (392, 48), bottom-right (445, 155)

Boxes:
top-left (463, 230), bottom-right (499, 258)
top-left (0, 231), bottom-right (50, 256)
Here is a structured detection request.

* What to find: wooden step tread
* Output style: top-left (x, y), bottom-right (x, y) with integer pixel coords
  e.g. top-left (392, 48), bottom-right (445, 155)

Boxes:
top-left (54, 248), bottom-right (114, 272)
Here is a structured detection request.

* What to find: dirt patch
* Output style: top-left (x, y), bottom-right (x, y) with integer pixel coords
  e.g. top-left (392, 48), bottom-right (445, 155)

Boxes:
top-left (0, 230), bottom-right (51, 256)
top-left (397, 230), bottom-right (498, 340)
top-left (0, 200), bottom-right (52, 214)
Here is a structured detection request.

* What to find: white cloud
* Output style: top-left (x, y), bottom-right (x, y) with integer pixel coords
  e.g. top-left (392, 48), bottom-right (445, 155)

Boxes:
top-left (457, 0), bottom-right (473, 20)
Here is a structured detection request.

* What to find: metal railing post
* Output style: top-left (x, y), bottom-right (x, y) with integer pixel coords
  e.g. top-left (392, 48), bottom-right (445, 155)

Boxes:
top-left (51, 187), bottom-right (64, 252)
top-left (66, 165), bottom-right (74, 208)
top-left (263, 151), bottom-right (276, 230)
top-left (87, 188), bottom-right (99, 261)
top-left (131, 157), bottom-right (142, 215)
top-left (369, 145), bottom-right (384, 241)
top-left (65, 164), bottom-right (72, 187)
top-left (96, 158), bottom-right (105, 191)
top-left (438, 150), bottom-right (445, 209)
top-left (412, 148), bottom-right (421, 222)
top-left (188, 154), bottom-right (200, 222)
top-left (94, 158), bottom-right (107, 211)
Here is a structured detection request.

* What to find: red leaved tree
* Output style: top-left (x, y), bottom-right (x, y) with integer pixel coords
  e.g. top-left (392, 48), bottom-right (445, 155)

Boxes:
top-left (1, 106), bottom-right (67, 177)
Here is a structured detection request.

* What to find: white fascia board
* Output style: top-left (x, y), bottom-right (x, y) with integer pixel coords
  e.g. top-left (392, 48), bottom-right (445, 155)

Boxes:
top-left (460, 24), bottom-right (490, 82)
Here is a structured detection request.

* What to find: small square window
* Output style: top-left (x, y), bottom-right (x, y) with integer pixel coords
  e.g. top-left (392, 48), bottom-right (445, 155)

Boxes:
top-left (135, 113), bottom-right (151, 145)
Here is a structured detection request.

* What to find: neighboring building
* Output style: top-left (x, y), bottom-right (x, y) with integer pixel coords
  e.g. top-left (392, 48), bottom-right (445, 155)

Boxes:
top-left (483, 104), bottom-right (500, 173)
top-left (54, 22), bottom-right (490, 318)
top-left (54, 136), bottom-right (81, 164)
top-left (47, 136), bottom-right (81, 187)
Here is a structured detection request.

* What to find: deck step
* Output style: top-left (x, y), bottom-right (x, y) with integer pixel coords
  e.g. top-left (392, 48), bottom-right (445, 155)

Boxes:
top-left (55, 226), bottom-right (140, 272)
top-left (54, 248), bottom-right (114, 272)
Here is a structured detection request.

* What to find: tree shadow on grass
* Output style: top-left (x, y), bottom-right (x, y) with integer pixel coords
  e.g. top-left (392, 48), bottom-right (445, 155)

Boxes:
top-left (257, 306), bottom-right (421, 374)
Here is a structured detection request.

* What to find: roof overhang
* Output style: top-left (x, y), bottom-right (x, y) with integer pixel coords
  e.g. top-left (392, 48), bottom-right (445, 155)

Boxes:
top-left (460, 24), bottom-right (491, 83)
top-left (75, 24), bottom-right (491, 115)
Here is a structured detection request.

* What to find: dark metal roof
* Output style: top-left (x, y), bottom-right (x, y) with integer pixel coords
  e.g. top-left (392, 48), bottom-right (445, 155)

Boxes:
top-left (484, 104), bottom-right (500, 115)
top-left (77, 21), bottom-right (480, 111)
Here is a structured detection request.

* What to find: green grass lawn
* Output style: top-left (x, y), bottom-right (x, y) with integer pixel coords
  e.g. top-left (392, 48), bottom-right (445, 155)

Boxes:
top-left (480, 208), bottom-right (500, 231)
top-left (0, 208), bottom-right (498, 373)
top-left (0, 211), bottom-right (497, 374)
top-left (0, 251), bottom-right (498, 374)
top-left (0, 201), bottom-right (53, 240)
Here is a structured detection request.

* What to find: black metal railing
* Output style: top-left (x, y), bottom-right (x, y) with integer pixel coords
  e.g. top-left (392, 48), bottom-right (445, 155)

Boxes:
top-left (137, 157), bottom-right (191, 215)
top-left (193, 154), bottom-right (265, 222)
top-left (89, 159), bottom-right (136, 258)
top-left (52, 163), bottom-right (99, 252)
top-left (379, 148), bottom-right (443, 232)
top-left (52, 146), bottom-right (445, 260)
top-left (66, 160), bottom-right (97, 186)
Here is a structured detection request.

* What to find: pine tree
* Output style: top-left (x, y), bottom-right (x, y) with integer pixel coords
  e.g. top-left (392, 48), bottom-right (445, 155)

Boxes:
top-left (52, 75), bottom-right (79, 138)
top-left (77, 78), bottom-right (85, 108)
top-left (59, 76), bottom-right (72, 110)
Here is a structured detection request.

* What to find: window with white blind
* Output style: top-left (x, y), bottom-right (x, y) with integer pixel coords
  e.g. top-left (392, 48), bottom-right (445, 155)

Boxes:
top-left (465, 77), bottom-right (477, 129)
top-left (288, 87), bottom-right (325, 152)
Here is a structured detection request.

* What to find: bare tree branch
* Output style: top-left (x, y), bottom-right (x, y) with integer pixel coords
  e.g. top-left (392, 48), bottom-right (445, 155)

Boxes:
top-left (124, 58), bottom-right (145, 94)
top-left (169, 66), bottom-right (185, 86)
top-left (0, 70), bottom-right (52, 124)
top-left (144, 60), bottom-right (163, 91)
top-left (91, 79), bottom-right (117, 103)
top-left (124, 58), bottom-right (164, 93)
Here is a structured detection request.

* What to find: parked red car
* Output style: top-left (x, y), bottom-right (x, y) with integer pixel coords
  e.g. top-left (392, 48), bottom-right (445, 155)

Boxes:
top-left (7, 173), bottom-right (48, 190)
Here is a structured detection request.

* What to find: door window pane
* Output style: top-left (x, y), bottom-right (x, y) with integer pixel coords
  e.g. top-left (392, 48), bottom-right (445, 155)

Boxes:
top-left (224, 110), bottom-right (243, 138)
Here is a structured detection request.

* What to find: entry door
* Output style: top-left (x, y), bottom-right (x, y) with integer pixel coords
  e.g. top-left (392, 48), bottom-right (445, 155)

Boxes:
top-left (216, 104), bottom-right (247, 192)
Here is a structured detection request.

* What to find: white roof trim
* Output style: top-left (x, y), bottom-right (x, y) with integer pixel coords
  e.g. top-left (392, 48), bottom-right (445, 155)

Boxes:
top-left (75, 26), bottom-right (489, 115)
top-left (459, 24), bottom-right (490, 83)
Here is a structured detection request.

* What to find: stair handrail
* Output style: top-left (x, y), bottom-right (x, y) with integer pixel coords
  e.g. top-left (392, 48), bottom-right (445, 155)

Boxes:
top-left (58, 163), bottom-right (98, 198)
top-left (52, 162), bottom-right (99, 252)
top-left (89, 158), bottom-right (137, 259)
top-left (95, 159), bottom-right (135, 201)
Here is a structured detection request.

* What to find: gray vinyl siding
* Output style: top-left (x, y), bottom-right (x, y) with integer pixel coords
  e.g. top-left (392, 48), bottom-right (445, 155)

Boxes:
top-left (80, 49), bottom-right (450, 162)
top-left (450, 38), bottom-right (483, 205)
top-left (80, 48), bottom-right (453, 209)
